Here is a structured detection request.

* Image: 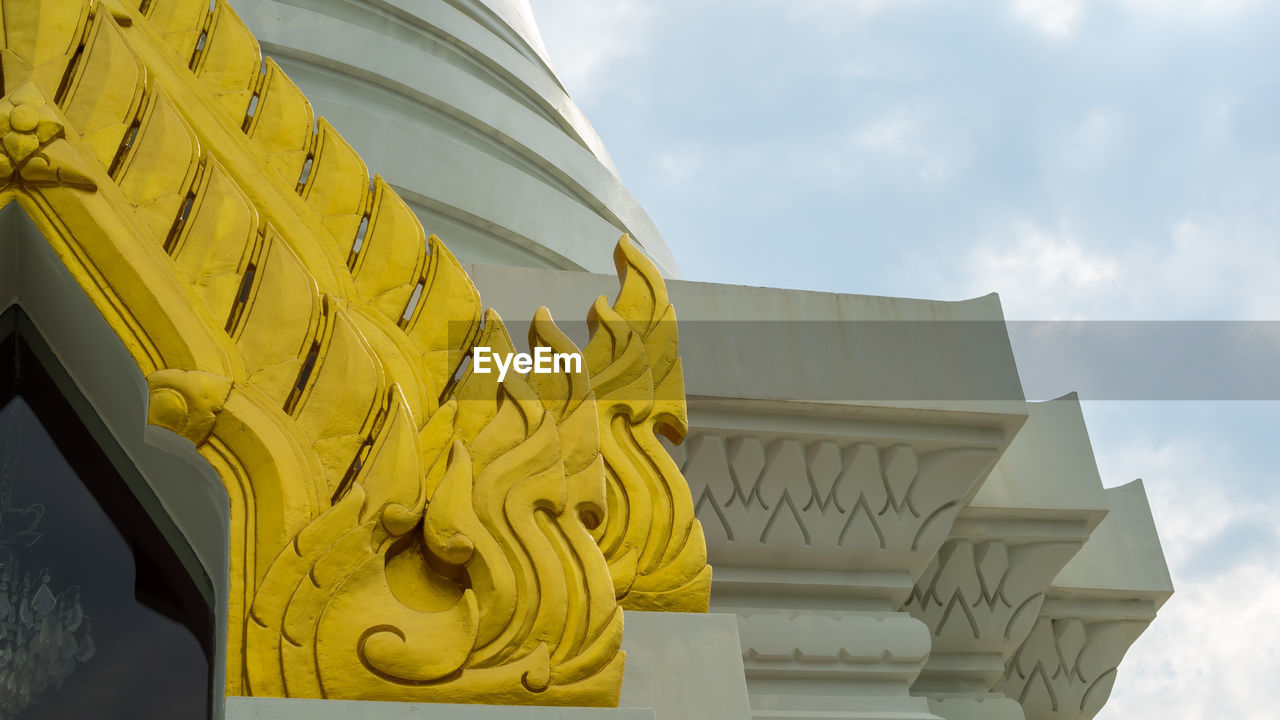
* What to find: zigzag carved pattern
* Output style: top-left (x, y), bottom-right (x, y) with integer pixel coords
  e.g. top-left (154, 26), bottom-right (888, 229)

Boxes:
top-left (905, 540), bottom-right (1080, 656)
top-left (996, 615), bottom-right (1150, 720)
top-left (671, 433), bottom-right (996, 569)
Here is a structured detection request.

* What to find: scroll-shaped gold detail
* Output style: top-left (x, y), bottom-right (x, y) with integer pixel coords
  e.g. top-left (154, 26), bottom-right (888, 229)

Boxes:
top-left (0, 0), bottom-right (703, 707)
top-left (585, 236), bottom-right (711, 612)
top-left (0, 83), bottom-right (95, 190)
top-left (147, 369), bottom-right (233, 445)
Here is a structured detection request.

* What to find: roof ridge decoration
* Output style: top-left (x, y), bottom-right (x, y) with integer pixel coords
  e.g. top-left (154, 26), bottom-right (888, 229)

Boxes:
top-left (0, 0), bottom-right (708, 707)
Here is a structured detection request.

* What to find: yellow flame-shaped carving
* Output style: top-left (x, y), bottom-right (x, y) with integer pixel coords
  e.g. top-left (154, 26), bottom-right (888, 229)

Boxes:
top-left (585, 237), bottom-right (712, 612)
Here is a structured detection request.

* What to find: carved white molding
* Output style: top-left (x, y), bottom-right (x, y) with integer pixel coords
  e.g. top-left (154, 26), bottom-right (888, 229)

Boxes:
top-left (1000, 611), bottom-right (1151, 720)
top-left (907, 539), bottom-right (1081, 685)
top-left (677, 433), bottom-right (998, 590)
top-left (905, 398), bottom-right (1148, 720)
top-left (904, 528), bottom-right (1088, 720)
top-left (997, 480), bottom-right (1173, 720)
top-left (672, 409), bottom-right (1015, 720)
top-left (740, 608), bottom-right (942, 720)
top-left (739, 610), bottom-right (929, 681)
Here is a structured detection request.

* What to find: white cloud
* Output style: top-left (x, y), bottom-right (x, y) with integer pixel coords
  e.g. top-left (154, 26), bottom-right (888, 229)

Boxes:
top-left (1092, 437), bottom-right (1280, 719)
top-left (1060, 110), bottom-right (1124, 172)
top-left (962, 217), bottom-right (1280, 320)
top-left (967, 221), bottom-right (1118, 319)
top-left (1095, 439), bottom-right (1252, 568)
top-left (1009, 0), bottom-right (1260, 39)
top-left (764, 0), bottom-right (928, 24)
top-left (655, 148), bottom-right (703, 185)
top-left (1172, 220), bottom-right (1280, 317)
top-left (1117, 0), bottom-right (1262, 22)
top-left (1151, 219), bottom-right (1280, 320)
top-left (835, 109), bottom-right (959, 183)
top-left (1010, 0), bottom-right (1085, 38)
top-left (527, 0), bottom-right (656, 102)
top-left (850, 114), bottom-right (915, 152)
top-left (1102, 556), bottom-right (1280, 719)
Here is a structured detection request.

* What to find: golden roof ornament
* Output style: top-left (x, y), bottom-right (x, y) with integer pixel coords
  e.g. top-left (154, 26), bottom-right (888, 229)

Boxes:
top-left (0, 0), bottom-right (708, 707)
top-left (0, 83), bottom-right (95, 190)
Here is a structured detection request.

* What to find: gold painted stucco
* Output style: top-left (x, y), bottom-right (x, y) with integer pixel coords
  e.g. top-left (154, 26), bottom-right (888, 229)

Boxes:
top-left (0, 0), bottom-right (709, 706)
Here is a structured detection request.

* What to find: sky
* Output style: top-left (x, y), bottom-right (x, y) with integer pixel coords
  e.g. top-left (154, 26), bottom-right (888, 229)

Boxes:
top-left (530, 1), bottom-right (1280, 717)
